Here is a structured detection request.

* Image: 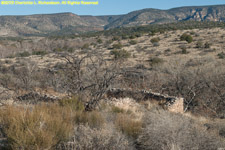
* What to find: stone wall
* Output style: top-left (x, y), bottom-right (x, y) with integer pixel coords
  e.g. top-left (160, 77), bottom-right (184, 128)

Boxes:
top-left (106, 88), bottom-right (184, 113)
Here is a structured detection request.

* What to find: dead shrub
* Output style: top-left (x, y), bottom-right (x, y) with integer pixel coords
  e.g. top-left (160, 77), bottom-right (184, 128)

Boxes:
top-left (0, 104), bottom-right (73, 150)
top-left (136, 107), bottom-right (225, 150)
top-left (57, 125), bottom-right (135, 150)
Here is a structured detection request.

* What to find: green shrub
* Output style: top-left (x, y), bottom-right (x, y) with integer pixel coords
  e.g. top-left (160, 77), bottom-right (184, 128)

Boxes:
top-left (129, 40), bottom-right (137, 45)
top-left (122, 35), bottom-right (128, 40)
top-left (180, 33), bottom-right (193, 43)
top-left (17, 51), bottom-right (30, 57)
top-left (135, 33), bottom-right (142, 38)
top-left (204, 42), bottom-right (211, 48)
top-left (112, 36), bottom-right (120, 41)
top-left (196, 41), bottom-right (204, 48)
top-left (218, 52), bottom-right (225, 59)
top-left (110, 49), bottom-right (131, 59)
top-left (67, 48), bottom-right (74, 53)
top-left (148, 57), bottom-right (164, 66)
top-left (112, 43), bottom-right (123, 49)
top-left (97, 39), bottom-right (103, 44)
top-left (53, 48), bottom-right (63, 52)
top-left (151, 37), bottom-right (160, 43)
top-left (81, 43), bottom-right (89, 50)
top-left (129, 35), bottom-right (136, 39)
top-left (181, 49), bottom-right (188, 54)
top-left (32, 50), bottom-right (48, 56)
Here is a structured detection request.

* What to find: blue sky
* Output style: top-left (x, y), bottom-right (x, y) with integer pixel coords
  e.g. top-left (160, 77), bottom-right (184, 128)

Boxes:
top-left (0, 0), bottom-right (225, 16)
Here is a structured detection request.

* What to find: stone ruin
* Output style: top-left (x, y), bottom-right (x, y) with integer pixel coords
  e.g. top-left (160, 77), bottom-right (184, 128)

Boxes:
top-left (106, 88), bottom-right (184, 113)
top-left (17, 92), bottom-right (59, 104)
top-left (0, 86), bottom-right (184, 113)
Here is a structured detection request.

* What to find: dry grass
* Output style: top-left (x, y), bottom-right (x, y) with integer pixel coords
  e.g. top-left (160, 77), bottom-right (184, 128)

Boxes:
top-left (0, 104), bottom-right (74, 150)
top-left (74, 111), bottom-right (105, 129)
top-left (111, 105), bottom-right (126, 113)
top-left (57, 125), bottom-right (135, 150)
top-left (58, 96), bottom-right (85, 112)
top-left (136, 107), bottom-right (225, 150)
top-left (115, 113), bottom-right (142, 138)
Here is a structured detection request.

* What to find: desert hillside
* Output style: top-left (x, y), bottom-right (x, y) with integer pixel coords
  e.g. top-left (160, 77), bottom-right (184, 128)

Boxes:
top-left (0, 19), bottom-right (224, 149)
top-left (1, 4), bottom-right (225, 36)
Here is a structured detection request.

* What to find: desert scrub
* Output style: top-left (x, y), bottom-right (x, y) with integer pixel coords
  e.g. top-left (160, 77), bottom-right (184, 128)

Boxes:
top-left (129, 40), bottom-right (138, 45)
top-left (111, 105), bottom-right (125, 114)
top-left (204, 42), bottom-right (211, 48)
top-left (57, 125), bottom-right (135, 150)
top-left (112, 36), bottom-right (120, 41)
top-left (0, 104), bottom-right (73, 150)
top-left (115, 114), bottom-right (142, 138)
top-left (112, 43), bottom-right (123, 49)
top-left (180, 33), bottom-right (193, 43)
top-left (218, 52), bottom-right (225, 59)
top-left (148, 57), bottom-right (164, 66)
top-left (136, 108), bottom-right (225, 150)
top-left (111, 106), bottom-right (132, 115)
top-left (74, 111), bottom-right (105, 129)
top-left (16, 51), bottom-right (31, 57)
top-left (150, 37), bottom-right (160, 44)
top-left (196, 41), bottom-right (204, 48)
top-left (110, 49), bottom-right (131, 59)
top-left (32, 50), bottom-right (48, 56)
top-left (97, 38), bottom-right (103, 44)
top-left (81, 43), bottom-right (89, 50)
top-left (58, 96), bottom-right (85, 112)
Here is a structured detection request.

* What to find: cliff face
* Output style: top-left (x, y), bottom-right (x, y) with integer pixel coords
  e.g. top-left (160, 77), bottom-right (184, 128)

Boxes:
top-left (0, 5), bottom-right (225, 36)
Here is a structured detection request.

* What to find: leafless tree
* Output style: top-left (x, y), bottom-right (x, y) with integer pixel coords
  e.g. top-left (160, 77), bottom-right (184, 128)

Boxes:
top-left (59, 53), bottom-right (121, 110)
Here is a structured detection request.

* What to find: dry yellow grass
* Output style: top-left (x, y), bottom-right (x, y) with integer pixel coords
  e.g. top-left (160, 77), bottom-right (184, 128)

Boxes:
top-left (115, 113), bottom-right (143, 138)
top-left (0, 104), bottom-right (74, 150)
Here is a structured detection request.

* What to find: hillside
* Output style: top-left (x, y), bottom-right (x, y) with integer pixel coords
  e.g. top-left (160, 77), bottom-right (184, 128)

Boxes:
top-left (0, 4), bottom-right (225, 37)
top-left (104, 5), bottom-right (225, 29)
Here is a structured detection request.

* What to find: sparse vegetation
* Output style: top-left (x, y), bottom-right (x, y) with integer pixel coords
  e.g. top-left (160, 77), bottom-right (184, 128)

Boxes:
top-left (129, 40), bottom-right (138, 45)
top-left (204, 42), bottom-right (211, 48)
top-left (81, 43), bottom-right (90, 50)
top-left (112, 43), bottom-right (123, 49)
top-left (32, 50), bottom-right (48, 56)
top-left (110, 49), bottom-right (131, 59)
top-left (0, 104), bottom-right (73, 150)
top-left (16, 51), bottom-right (31, 57)
top-left (151, 37), bottom-right (160, 43)
top-left (0, 20), bottom-right (225, 150)
top-left (196, 41), bottom-right (204, 48)
top-left (115, 114), bottom-right (142, 138)
top-left (218, 52), bottom-right (225, 59)
top-left (58, 97), bottom-right (85, 111)
top-left (180, 33), bottom-right (193, 43)
top-left (148, 57), bottom-right (164, 66)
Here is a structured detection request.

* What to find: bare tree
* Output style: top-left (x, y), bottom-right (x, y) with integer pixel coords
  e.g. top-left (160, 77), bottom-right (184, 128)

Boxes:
top-left (59, 53), bottom-right (121, 110)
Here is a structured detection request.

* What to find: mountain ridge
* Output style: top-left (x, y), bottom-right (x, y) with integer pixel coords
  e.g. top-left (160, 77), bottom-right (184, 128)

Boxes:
top-left (0, 4), bottom-right (225, 36)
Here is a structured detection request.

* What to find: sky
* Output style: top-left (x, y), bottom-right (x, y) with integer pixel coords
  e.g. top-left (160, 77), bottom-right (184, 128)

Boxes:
top-left (0, 0), bottom-right (225, 16)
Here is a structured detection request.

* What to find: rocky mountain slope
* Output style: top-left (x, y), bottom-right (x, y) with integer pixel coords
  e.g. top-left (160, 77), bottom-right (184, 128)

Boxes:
top-left (0, 4), bottom-right (225, 36)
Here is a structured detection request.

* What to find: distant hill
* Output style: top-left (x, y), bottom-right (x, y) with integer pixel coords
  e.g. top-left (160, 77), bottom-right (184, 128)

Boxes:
top-left (102, 5), bottom-right (225, 29)
top-left (0, 4), bottom-right (225, 36)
